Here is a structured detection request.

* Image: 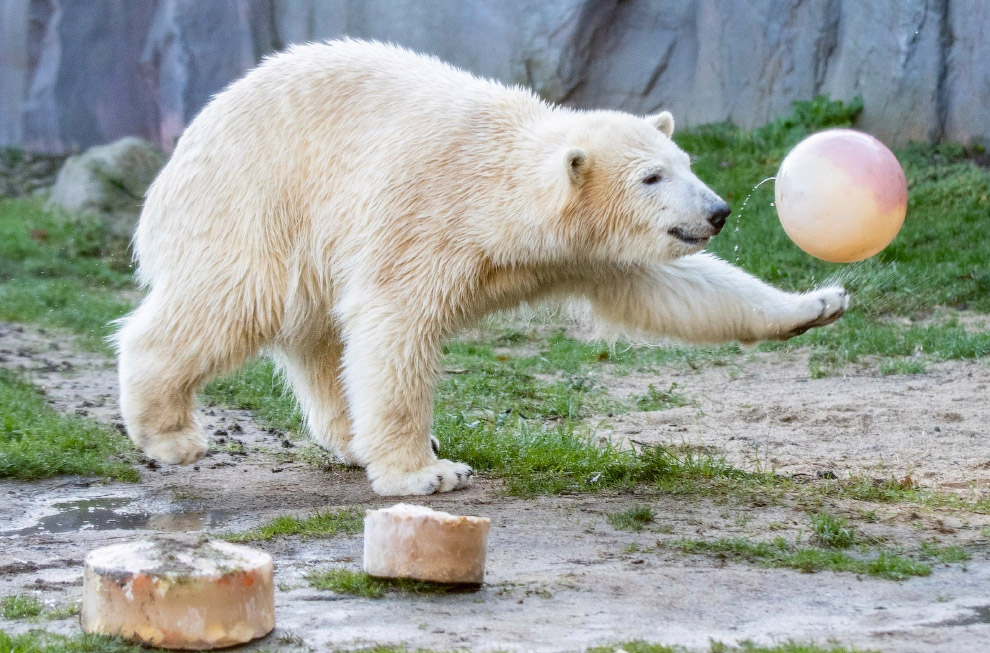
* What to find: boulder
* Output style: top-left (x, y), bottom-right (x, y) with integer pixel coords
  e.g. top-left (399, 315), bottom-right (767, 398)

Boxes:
top-left (0, 149), bottom-right (66, 197)
top-left (46, 137), bottom-right (165, 237)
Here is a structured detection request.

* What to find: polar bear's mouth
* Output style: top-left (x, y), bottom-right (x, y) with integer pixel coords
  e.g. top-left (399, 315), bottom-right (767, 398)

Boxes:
top-left (668, 227), bottom-right (710, 246)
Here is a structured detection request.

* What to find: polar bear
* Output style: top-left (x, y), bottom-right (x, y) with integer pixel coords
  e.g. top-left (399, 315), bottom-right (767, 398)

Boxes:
top-left (115, 40), bottom-right (848, 495)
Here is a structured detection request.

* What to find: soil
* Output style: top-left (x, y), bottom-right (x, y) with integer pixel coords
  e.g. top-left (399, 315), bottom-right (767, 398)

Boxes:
top-left (2, 321), bottom-right (990, 652)
top-left (603, 350), bottom-right (990, 496)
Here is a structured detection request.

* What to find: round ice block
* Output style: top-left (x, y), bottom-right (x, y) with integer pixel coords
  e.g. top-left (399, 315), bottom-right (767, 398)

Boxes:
top-left (81, 537), bottom-right (274, 649)
top-left (774, 129), bottom-right (907, 263)
top-left (363, 503), bottom-right (490, 584)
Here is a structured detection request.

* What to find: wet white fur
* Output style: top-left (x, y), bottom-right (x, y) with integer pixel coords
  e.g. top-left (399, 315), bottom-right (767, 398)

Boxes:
top-left (115, 40), bottom-right (848, 495)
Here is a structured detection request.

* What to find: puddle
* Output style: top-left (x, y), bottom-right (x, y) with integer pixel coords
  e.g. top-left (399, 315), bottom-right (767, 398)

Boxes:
top-left (3, 498), bottom-right (231, 536)
top-left (932, 605), bottom-right (990, 627)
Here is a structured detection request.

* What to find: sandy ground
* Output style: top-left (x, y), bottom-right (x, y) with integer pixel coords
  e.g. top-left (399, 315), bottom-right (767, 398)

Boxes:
top-left (2, 321), bottom-right (990, 652)
top-left (603, 350), bottom-right (990, 496)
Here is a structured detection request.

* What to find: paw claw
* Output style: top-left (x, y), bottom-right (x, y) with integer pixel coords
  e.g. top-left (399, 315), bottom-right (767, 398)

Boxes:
top-left (370, 459), bottom-right (474, 496)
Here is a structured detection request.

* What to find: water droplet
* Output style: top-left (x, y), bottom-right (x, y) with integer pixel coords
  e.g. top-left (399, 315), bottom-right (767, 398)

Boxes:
top-left (735, 177), bottom-right (776, 217)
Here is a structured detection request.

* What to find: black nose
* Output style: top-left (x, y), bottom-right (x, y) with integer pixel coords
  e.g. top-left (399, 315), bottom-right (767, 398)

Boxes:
top-left (708, 201), bottom-right (731, 232)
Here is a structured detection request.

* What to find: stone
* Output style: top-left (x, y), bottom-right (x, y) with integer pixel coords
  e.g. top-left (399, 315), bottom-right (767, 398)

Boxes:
top-left (1, 1), bottom-right (988, 151)
top-left (46, 137), bottom-right (165, 237)
top-left (0, 148), bottom-right (65, 197)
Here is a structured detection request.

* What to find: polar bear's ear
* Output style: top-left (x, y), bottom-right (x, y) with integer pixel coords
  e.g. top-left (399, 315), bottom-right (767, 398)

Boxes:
top-left (565, 147), bottom-right (588, 185)
top-left (646, 111), bottom-right (675, 137)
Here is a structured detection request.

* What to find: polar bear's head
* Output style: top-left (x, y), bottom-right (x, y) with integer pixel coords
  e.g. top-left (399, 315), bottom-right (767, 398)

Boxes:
top-left (558, 110), bottom-right (730, 263)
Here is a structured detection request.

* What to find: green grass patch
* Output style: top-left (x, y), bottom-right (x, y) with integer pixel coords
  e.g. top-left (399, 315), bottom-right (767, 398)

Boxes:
top-left (0, 369), bottom-right (138, 481)
top-left (661, 511), bottom-right (943, 581)
top-left (807, 475), bottom-right (990, 513)
top-left (919, 541), bottom-right (972, 564)
top-left (773, 311), bottom-right (990, 378)
top-left (0, 197), bottom-right (133, 351)
top-left (810, 511), bottom-right (857, 549)
top-left (201, 360), bottom-right (303, 435)
top-left (0, 629), bottom-right (159, 653)
top-left (0, 595), bottom-right (78, 622)
top-left (440, 338), bottom-right (621, 420)
top-left (665, 536), bottom-right (930, 581)
top-left (304, 568), bottom-right (469, 598)
top-left (0, 595), bottom-right (43, 619)
top-left (438, 413), bottom-right (766, 496)
top-left (633, 383), bottom-right (692, 412)
top-left (607, 506), bottom-right (655, 532)
top-left (38, 603), bottom-right (79, 621)
top-left (878, 358), bottom-right (927, 376)
top-left (221, 507), bottom-right (362, 542)
top-left (306, 567), bottom-right (387, 598)
top-left (591, 642), bottom-right (878, 653)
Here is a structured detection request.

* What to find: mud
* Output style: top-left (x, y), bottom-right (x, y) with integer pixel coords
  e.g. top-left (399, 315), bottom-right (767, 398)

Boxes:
top-left (2, 321), bottom-right (990, 652)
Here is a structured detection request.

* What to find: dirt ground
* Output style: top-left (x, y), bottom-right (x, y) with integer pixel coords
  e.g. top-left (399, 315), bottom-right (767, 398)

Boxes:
top-left (605, 351), bottom-right (990, 495)
top-left (2, 320), bottom-right (990, 652)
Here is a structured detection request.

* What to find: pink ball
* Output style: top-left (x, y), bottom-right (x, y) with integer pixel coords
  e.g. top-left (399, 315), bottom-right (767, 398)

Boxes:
top-left (774, 129), bottom-right (907, 263)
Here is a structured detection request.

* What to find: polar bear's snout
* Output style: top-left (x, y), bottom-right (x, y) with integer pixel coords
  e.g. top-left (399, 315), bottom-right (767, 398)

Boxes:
top-left (707, 200), bottom-right (731, 233)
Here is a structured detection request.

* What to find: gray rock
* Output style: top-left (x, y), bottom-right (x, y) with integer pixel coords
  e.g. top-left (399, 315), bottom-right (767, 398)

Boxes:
top-left (0, 148), bottom-right (65, 197)
top-left (1, 0), bottom-right (988, 152)
top-left (46, 137), bottom-right (165, 237)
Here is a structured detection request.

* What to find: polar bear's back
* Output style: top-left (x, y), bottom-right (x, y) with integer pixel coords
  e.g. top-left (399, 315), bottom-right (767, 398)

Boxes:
top-left (135, 40), bottom-right (543, 288)
top-left (166, 39), bottom-right (537, 191)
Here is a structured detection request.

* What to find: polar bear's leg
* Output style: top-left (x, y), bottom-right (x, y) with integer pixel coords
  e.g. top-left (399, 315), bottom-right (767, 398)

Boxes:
top-left (116, 292), bottom-right (258, 465)
top-left (586, 253), bottom-right (849, 344)
top-left (339, 308), bottom-right (472, 496)
top-left (274, 332), bottom-right (357, 465)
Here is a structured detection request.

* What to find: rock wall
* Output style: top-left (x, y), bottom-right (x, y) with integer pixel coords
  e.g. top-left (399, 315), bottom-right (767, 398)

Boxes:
top-left (1, 0), bottom-right (986, 154)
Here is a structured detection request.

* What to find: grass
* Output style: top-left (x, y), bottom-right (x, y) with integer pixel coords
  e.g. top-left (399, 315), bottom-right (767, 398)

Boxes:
top-left (306, 568), bottom-right (388, 598)
top-left (0, 630), bottom-right (160, 652)
top-left (0, 369), bottom-right (138, 481)
top-left (304, 568), bottom-right (468, 598)
top-left (665, 536), bottom-right (931, 581)
top-left (810, 511), bottom-right (857, 549)
top-left (0, 596), bottom-right (78, 622)
top-left (590, 642), bottom-right (878, 653)
top-left (803, 475), bottom-right (990, 513)
top-left (221, 507), bottom-right (363, 542)
top-left (0, 595), bottom-right (43, 620)
top-left (607, 506), bottom-right (656, 532)
top-left (0, 198), bottom-right (133, 351)
top-left (633, 383), bottom-right (692, 411)
top-left (202, 360), bottom-right (303, 435)
top-left (919, 541), bottom-right (972, 564)
top-left (659, 508), bottom-right (953, 581)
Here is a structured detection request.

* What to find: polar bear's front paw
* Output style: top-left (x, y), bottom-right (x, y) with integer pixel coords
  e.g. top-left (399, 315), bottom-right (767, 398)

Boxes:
top-left (784, 286), bottom-right (850, 338)
top-left (370, 459), bottom-right (474, 496)
top-left (141, 425), bottom-right (207, 465)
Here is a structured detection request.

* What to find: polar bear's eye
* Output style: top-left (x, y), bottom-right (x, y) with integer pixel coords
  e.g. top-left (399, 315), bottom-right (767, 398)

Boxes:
top-left (642, 173), bottom-right (663, 185)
